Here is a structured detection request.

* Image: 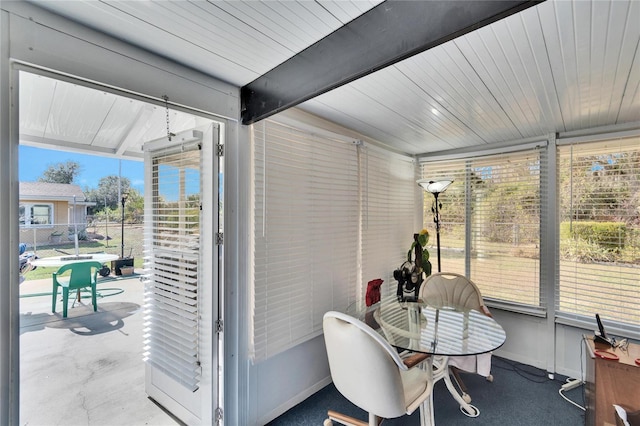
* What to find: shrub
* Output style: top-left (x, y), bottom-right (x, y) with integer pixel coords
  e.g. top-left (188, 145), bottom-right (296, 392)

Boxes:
top-left (560, 221), bottom-right (627, 251)
top-left (560, 238), bottom-right (614, 263)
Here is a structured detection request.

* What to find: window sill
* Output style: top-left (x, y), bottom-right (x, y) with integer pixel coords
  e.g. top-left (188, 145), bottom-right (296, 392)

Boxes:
top-left (555, 314), bottom-right (640, 342)
top-left (485, 299), bottom-right (546, 318)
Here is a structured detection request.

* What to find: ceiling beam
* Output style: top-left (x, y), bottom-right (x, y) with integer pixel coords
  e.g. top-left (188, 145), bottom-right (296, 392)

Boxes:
top-left (241, 0), bottom-right (543, 125)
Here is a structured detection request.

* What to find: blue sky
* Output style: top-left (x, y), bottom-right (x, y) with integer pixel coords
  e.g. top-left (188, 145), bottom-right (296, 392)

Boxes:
top-left (19, 146), bottom-right (144, 191)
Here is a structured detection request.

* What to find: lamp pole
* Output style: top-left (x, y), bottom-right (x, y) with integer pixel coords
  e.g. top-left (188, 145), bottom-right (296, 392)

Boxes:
top-left (120, 192), bottom-right (128, 258)
top-left (104, 196), bottom-right (109, 247)
top-left (433, 191), bottom-right (442, 273)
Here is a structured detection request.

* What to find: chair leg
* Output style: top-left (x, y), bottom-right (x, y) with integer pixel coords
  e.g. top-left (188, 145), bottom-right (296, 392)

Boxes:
top-left (62, 288), bottom-right (69, 318)
top-left (450, 367), bottom-right (471, 403)
top-left (325, 410), bottom-right (369, 426)
top-left (52, 283), bottom-right (59, 313)
top-left (419, 390), bottom-right (435, 426)
top-left (442, 368), bottom-right (479, 417)
top-left (91, 283), bottom-right (97, 312)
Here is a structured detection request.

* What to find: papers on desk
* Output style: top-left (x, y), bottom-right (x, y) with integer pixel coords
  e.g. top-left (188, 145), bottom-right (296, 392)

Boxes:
top-left (614, 405), bottom-right (630, 426)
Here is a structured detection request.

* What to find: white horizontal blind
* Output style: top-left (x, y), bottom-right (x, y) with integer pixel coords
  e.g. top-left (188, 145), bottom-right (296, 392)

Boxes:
top-left (557, 137), bottom-right (640, 327)
top-left (252, 120), bottom-right (359, 362)
top-left (144, 145), bottom-right (202, 391)
top-left (360, 145), bottom-right (417, 299)
top-left (469, 150), bottom-right (542, 306)
top-left (421, 147), bottom-right (544, 308)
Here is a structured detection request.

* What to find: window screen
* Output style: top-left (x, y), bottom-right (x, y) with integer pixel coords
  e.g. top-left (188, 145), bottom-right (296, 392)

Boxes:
top-left (31, 205), bottom-right (52, 225)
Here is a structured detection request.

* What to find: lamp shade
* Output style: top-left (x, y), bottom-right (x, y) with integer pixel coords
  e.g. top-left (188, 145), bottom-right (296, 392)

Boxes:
top-left (417, 178), bottom-right (454, 194)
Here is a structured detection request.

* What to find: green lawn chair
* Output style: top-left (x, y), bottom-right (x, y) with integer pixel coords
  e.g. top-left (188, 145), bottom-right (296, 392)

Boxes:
top-left (52, 261), bottom-right (104, 318)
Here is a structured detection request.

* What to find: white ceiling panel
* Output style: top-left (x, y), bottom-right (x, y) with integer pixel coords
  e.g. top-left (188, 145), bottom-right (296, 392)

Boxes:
top-left (454, 10), bottom-right (557, 139)
top-left (317, 0), bottom-right (383, 24)
top-left (44, 81), bottom-right (117, 145)
top-left (396, 46), bottom-right (523, 144)
top-left (344, 68), bottom-right (481, 147)
top-left (19, 73), bottom-right (57, 138)
top-left (18, 72), bottom-right (214, 158)
top-left (15, 0), bottom-right (640, 157)
top-left (91, 98), bottom-right (147, 149)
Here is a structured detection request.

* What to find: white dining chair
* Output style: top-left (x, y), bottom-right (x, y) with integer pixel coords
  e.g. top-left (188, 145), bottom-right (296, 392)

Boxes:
top-left (323, 311), bottom-right (435, 426)
top-left (419, 272), bottom-right (494, 404)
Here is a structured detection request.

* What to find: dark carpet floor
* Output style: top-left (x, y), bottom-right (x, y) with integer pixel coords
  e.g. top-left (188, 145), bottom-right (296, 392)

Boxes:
top-left (268, 357), bottom-right (585, 425)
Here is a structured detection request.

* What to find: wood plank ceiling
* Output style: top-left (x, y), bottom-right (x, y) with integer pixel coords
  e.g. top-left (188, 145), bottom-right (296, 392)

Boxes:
top-left (20, 0), bottom-right (640, 156)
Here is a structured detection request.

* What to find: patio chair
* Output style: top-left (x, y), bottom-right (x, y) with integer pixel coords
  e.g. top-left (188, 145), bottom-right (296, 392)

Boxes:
top-left (52, 261), bottom-right (104, 318)
top-left (419, 272), bottom-right (494, 404)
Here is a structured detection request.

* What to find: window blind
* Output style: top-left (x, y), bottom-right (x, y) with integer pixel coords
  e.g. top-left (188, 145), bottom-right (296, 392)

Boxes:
top-left (144, 145), bottom-right (202, 391)
top-left (421, 147), bottom-right (544, 308)
top-left (557, 137), bottom-right (639, 327)
top-left (360, 144), bottom-right (418, 299)
top-left (252, 120), bottom-right (359, 362)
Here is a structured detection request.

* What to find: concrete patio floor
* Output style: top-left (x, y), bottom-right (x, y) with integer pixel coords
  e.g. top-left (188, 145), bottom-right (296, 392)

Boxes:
top-left (19, 272), bottom-right (183, 426)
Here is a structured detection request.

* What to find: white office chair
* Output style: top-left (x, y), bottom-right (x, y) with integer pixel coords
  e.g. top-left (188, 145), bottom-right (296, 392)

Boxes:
top-left (323, 311), bottom-right (435, 426)
top-left (419, 272), bottom-right (494, 404)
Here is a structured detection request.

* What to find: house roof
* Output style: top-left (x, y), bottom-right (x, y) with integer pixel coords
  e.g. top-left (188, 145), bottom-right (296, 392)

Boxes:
top-left (19, 182), bottom-right (90, 203)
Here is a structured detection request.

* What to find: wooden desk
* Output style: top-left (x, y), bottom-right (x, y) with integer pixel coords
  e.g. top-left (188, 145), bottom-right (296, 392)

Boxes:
top-left (584, 336), bottom-right (640, 426)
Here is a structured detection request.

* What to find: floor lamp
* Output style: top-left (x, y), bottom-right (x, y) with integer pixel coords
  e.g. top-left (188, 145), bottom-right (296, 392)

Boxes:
top-left (120, 192), bottom-right (129, 259)
top-left (417, 178), bottom-right (453, 273)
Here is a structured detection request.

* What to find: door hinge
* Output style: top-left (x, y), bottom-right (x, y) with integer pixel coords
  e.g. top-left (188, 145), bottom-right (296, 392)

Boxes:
top-left (216, 144), bottom-right (224, 156)
top-left (215, 407), bottom-right (223, 424)
top-left (215, 232), bottom-right (224, 245)
top-left (216, 319), bottom-right (223, 333)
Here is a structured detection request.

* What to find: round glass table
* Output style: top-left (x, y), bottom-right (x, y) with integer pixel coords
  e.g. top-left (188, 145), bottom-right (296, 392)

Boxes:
top-left (346, 295), bottom-right (506, 424)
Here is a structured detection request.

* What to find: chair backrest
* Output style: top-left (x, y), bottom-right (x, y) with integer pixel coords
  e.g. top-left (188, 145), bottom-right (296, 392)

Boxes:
top-left (54, 261), bottom-right (103, 289)
top-left (323, 311), bottom-right (409, 419)
top-left (419, 272), bottom-right (486, 312)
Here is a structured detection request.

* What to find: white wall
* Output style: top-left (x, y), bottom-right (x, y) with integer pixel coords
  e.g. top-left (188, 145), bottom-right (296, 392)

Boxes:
top-left (251, 336), bottom-right (332, 425)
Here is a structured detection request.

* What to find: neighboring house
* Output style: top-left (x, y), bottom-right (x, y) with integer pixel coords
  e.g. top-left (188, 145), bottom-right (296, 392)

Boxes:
top-left (19, 182), bottom-right (96, 246)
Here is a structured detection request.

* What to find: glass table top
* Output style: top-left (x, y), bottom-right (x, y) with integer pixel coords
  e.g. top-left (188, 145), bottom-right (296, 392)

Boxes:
top-left (349, 296), bottom-right (506, 356)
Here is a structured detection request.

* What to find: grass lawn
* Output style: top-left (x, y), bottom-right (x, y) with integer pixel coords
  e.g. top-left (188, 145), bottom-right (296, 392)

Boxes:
top-left (22, 223), bottom-right (144, 281)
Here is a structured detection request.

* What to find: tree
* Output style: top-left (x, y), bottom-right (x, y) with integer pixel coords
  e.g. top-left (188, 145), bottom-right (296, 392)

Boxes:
top-left (38, 160), bottom-right (81, 184)
top-left (124, 188), bottom-right (144, 223)
top-left (84, 175), bottom-right (132, 211)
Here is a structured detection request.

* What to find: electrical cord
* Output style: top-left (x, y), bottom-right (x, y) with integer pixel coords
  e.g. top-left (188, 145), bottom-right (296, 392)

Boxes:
top-left (493, 357), bottom-right (549, 383)
top-left (557, 336), bottom-right (587, 411)
top-left (559, 378), bottom-right (585, 411)
top-left (494, 354), bottom-right (586, 412)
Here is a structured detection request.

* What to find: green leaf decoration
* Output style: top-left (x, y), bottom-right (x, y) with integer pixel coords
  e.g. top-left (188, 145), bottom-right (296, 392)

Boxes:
top-left (423, 260), bottom-right (432, 277)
